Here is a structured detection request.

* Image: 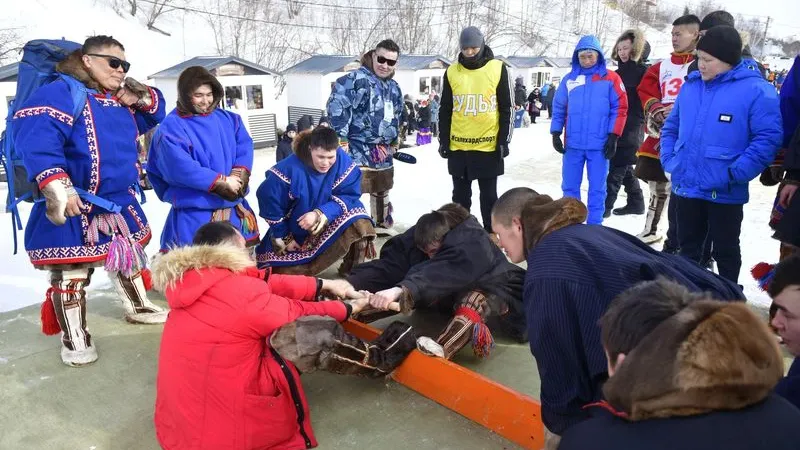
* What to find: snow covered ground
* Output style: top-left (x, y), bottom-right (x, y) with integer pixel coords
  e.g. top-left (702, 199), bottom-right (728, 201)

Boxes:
top-left (0, 118), bottom-right (778, 312)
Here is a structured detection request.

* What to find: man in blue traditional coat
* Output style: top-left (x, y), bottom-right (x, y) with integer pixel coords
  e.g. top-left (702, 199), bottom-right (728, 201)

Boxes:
top-left (255, 127), bottom-right (376, 276)
top-left (147, 66), bottom-right (259, 252)
top-left (12, 36), bottom-right (166, 367)
top-left (327, 39), bottom-right (404, 234)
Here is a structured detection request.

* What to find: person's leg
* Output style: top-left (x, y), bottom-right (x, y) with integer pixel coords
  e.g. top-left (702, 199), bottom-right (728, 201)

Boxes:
top-left (605, 165), bottom-right (626, 215)
top-left (638, 181), bottom-right (669, 243)
top-left (663, 189), bottom-right (679, 253)
top-left (270, 317), bottom-right (418, 377)
top-left (675, 195), bottom-right (707, 265)
top-left (477, 177), bottom-right (499, 233)
top-left (561, 148), bottom-right (585, 203)
top-left (111, 270), bottom-right (168, 324)
top-left (370, 190), bottom-right (394, 229)
top-left (700, 230), bottom-right (714, 270)
top-left (430, 290), bottom-right (494, 360)
top-left (707, 202), bottom-right (744, 284)
top-left (585, 149), bottom-right (610, 225)
top-left (452, 175), bottom-right (473, 212)
top-left (616, 165), bottom-right (644, 214)
top-left (48, 268), bottom-right (97, 367)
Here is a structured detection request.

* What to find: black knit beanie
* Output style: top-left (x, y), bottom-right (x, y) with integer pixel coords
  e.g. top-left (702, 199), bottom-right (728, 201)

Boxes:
top-left (700, 11), bottom-right (735, 31)
top-left (696, 26), bottom-right (742, 66)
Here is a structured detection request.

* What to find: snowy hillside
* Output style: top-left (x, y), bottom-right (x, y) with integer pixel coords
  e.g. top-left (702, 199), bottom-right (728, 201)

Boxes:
top-left (3, 0), bottom-right (673, 79)
top-left (4, 0), bottom-right (213, 80)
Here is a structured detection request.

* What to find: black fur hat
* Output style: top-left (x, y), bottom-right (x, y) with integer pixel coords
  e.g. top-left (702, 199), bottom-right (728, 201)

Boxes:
top-left (177, 66), bottom-right (224, 115)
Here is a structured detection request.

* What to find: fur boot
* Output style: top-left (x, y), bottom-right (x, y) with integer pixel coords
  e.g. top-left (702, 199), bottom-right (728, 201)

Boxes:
top-left (637, 181), bottom-right (670, 244)
top-left (48, 269), bottom-right (97, 367)
top-left (370, 191), bottom-right (395, 234)
top-left (421, 290), bottom-right (495, 360)
top-left (270, 317), bottom-right (417, 377)
top-left (111, 271), bottom-right (168, 324)
top-left (338, 237), bottom-right (376, 276)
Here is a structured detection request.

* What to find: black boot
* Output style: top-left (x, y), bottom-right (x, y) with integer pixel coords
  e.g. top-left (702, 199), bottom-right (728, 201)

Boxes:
top-left (613, 204), bottom-right (645, 216)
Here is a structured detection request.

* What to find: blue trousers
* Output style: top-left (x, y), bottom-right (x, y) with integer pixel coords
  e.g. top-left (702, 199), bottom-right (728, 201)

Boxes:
top-left (561, 148), bottom-right (609, 224)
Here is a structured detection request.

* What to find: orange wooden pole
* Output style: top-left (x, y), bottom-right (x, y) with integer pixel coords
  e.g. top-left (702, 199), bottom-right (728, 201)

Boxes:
top-left (343, 319), bottom-right (545, 450)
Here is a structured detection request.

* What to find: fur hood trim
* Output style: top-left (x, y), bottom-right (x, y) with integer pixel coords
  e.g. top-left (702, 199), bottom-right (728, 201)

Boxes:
top-left (612, 29), bottom-right (646, 63)
top-left (176, 66), bottom-right (224, 116)
top-left (150, 244), bottom-right (256, 292)
top-left (56, 50), bottom-right (102, 91)
top-left (604, 301), bottom-right (784, 421)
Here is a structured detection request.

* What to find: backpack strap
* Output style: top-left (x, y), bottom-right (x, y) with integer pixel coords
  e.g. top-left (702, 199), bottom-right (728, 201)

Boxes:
top-left (59, 74), bottom-right (88, 120)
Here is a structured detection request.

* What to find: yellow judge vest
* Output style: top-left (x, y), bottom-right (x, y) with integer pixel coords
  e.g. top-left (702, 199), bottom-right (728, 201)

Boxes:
top-left (446, 58), bottom-right (503, 152)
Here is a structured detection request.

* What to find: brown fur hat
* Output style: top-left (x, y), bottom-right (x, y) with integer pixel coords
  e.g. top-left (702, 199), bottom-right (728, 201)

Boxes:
top-left (612, 29), bottom-right (647, 63)
top-left (176, 66), bottom-right (224, 116)
top-left (604, 300), bottom-right (783, 421)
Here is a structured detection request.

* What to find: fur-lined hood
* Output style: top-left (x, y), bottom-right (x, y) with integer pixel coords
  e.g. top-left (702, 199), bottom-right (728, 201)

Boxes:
top-left (56, 50), bottom-right (103, 91)
top-left (612, 29), bottom-right (647, 63)
top-left (176, 66), bottom-right (224, 116)
top-left (603, 301), bottom-right (784, 421)
top-left (360, 50), bottom-right (396, 80)
top-left (150, 244), bottom-right (256, 307)
top-left (521, 192), bottom-right (587, 258)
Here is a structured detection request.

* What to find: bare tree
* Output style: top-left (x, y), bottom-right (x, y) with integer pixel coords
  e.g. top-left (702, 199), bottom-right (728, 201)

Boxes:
top-left (200, 0), bottom-right (318, 72)
top-left (325, 0), bottom-right (390, 55)
top-left (0, 28), bottom-right (22, 65)
top-left (144, 0), bottom-right (183, 35)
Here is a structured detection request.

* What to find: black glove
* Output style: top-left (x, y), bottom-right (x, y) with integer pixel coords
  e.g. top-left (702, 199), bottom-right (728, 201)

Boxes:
top-left (604, 134), bottom-right (618, 160)
top-left (497, 143), bottom-right (509, 158)
top-left (552, 133), bottom-right (564, 154)
top-left (438, 143), bottom-right (450, 159)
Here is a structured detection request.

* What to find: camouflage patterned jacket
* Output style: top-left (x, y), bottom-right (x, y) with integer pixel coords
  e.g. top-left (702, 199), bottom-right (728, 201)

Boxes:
top-left (327, 66), bottom-right (403, 163)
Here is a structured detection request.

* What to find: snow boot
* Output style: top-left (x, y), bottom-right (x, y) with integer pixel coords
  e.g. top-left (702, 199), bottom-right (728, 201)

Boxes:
top-left (112, 271), bottom-right (168, 324)
top-left (47, 269), bottom-right (98, 367)
top-left (423, 290), bottom-right (495, 360)
top-left (370, 191), bottom-right (396, 236)
top-left (637, 181), bottom-right (670, 245)
top-left (612, 203), bottom-right (645, 216)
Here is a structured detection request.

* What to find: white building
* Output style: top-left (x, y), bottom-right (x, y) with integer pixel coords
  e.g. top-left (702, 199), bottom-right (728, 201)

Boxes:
top-left (392, 55), bottom-right (452, 100)
top-left (498, 56), bottom-right (555, 89)
top-left (282, 55), bottom-right (361, 126)
top-left (283, 54), bottom-right (452, 125)
top-left (0, 62), bottom-right (19, 133)
top-left (148, 56), bottom-right (285, 148)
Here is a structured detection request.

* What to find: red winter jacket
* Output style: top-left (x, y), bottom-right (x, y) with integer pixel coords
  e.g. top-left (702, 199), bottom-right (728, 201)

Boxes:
top-left (151, 244), bottom-right (349, 450)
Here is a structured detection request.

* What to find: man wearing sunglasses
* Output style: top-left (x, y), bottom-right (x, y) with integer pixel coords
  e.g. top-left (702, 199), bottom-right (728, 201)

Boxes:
top-left (327, 39), bottom-right (404, 235)
top-left (12, 35), bottom-right (166, 367)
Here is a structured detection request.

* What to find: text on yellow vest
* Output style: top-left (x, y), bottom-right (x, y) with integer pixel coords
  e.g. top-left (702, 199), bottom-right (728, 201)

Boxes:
top-left (447, 58), bottom-right (504, 152)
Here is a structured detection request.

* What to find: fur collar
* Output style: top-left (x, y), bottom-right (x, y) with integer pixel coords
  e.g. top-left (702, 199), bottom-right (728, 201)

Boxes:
top-left (521, 194), bottom-right (587, 258)
top-left (56, 51), bottom-right (102, 92)
top-left (603, 301), bottom-right (783, 421)
top-left (612, 29), bottom-right (646, 63)
top-left (150, 244), bottom-right (256, 292)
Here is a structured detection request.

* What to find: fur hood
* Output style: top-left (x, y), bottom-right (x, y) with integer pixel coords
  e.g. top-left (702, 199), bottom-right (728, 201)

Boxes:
top-left (176, 66), bottom-right (224, 116)
top-left (603, 301), bottom-right (784, 421)
top-left (360, 50), bottom-right (395, 80)
top-left (612, 29), bottom-right (646, 63)
top-left (150, 244), bottom-right (256, 293)
top-left (56, 50), bottom-right (103, 91)
top-left (521, 192), bottom-right (587, 258)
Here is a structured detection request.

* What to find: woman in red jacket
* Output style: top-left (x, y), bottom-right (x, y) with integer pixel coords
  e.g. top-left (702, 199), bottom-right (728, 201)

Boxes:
top-left (151, 222), bottom-right (381, 450)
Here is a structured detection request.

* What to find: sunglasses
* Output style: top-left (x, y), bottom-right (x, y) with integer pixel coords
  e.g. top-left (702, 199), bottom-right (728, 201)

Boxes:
top-left (87, 53), bottom-right (131, 73)
top-left (375, 55), bottom-right (397, 67)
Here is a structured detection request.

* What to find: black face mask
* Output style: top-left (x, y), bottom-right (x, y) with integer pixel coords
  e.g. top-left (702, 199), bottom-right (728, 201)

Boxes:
top-left (460, 46), bottom-right (486, 69)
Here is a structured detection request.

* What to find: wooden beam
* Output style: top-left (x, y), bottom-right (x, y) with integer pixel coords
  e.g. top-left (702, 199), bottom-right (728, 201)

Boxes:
top-left (343, 319), bottom-right (545, 450)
